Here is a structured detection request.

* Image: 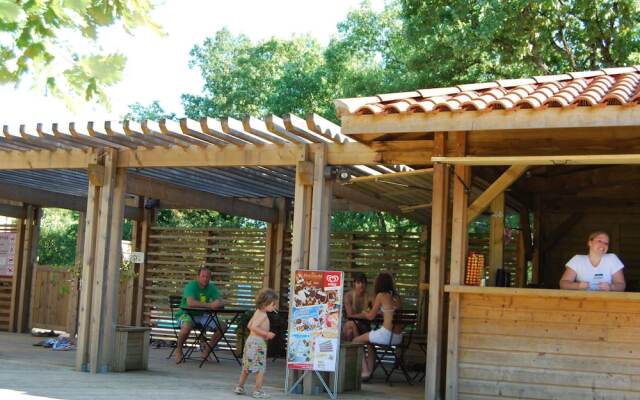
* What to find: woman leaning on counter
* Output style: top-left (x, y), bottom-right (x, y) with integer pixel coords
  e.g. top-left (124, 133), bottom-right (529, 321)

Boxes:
top-left (559, 231), bottom-right (626, 291)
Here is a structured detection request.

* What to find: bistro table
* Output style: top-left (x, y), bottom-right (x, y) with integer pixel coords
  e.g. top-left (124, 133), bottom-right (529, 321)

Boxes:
top-left (180, 306), bottom-right (251, 367)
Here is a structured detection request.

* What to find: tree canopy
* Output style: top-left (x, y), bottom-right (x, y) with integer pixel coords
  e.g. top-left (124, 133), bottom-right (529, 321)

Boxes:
top-left (0, 0), bottom-right (159, 107)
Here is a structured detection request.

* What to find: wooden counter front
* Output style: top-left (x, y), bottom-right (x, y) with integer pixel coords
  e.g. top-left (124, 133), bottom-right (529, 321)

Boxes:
top-left (444, 285), bottom-right (640, 399)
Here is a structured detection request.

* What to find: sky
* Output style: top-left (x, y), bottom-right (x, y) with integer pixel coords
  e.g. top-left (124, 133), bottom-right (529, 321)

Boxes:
top-left (1, 0), bottom-right (380, 126)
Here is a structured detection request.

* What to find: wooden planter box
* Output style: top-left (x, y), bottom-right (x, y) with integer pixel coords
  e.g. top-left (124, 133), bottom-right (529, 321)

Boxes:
top-left (331, 342), bottom-right (363, 393)
top-left (112, 325), bottom-right (150, 372)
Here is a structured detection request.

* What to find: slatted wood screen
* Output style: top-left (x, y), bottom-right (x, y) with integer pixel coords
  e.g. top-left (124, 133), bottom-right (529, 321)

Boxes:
top-left (280, 231), bottom-right (423, 309)
top-left (144, 227), bottom-right (267, 340)
top-left (0, 223), bottom-right (17, 331)
top-left (144, 227), bottom-right (423, 340)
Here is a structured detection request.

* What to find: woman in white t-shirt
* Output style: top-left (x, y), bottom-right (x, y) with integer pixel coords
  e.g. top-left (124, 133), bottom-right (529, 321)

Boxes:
top-left (559, 231), bottom-right (626, 291)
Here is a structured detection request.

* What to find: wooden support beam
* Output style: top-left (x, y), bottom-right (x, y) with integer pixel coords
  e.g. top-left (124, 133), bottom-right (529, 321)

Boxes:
top-left (341, 105), bottom-right (640, 135)
top-left (433, 154), bottom-right (640, 166)
top-left (309, 144), bottom-right (333, 270)
top-left (426, 132), bottom-right (450, 400)
top-left (417, 225), bottom-right (429, 333)
top-left (76, 152), bottom-right (100, 372)
top-left (467, 165), bottom-right (529, 223)
top-left (488, 193), bottom-right (505, 286)
top-left (88, 149), bottom-right (118, 373)
top-left (135, 207), bottom-right (153, 327)
top-left (0, 140), bottom-right (434, 170)
top-left (446, 164), bottom-right (470, 399)
top-left (100, 164), bottom-right (126, 371)
top-left (125, 173), bottom-right (275, 223)
top-left (531, 195), bottom-right (542, 285)
top-left (16, 205), bottom-right (41, 333)
top-left (290, 146), bottom-right (313, 273)
top-left (515, 230), bottom-right (526, 288)
top-left (0, 203), bottom-right (26, 219)
top-left (0, 183), bottom-right (140, 220)
top-left (67, 213), bottom-right (84, 336)
top-left (263, 198), bottom-right (288, 296)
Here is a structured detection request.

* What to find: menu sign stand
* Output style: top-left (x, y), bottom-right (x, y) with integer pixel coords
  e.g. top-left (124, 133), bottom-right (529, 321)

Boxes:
top-left (285, 270), bottom-right (343, 399)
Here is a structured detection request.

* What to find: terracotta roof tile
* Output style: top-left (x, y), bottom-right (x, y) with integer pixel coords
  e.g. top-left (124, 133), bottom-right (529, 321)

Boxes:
top-left (335, 67), bottom-right (640, 117)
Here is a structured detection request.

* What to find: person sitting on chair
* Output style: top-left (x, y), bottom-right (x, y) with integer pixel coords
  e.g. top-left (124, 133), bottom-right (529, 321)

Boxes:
top-left (353, 271), bottom-right (403, 380)
top-left (342, 272), bottom-right (372, 342)
top-left (174, 267), bottom-right (225, 364)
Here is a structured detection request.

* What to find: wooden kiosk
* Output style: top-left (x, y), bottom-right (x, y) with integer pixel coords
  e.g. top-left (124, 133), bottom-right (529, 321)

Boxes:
top-left (336, 66), bottom-right (640, 399)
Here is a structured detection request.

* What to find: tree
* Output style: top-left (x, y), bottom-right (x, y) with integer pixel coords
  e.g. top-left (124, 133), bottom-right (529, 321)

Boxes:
top-left (123, 100), bottom-right (176, 122)
top-left (400, 0), bottom-right (640, 87)
top-left (182, 28), bottom-right (332, 119)
top-left (0, 0), bottom-right (159, 106)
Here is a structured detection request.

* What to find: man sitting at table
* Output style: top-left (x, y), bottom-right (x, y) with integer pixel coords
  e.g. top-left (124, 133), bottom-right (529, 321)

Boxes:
top-left (175, 267), bottom-right (225, 364)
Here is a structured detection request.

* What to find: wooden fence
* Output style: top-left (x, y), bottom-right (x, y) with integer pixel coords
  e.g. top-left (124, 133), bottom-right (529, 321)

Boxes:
top-left (144, 227), bottom-right (425, 341)
top-left (30, 265), bottom-right (132, 334)
top-left (30, 266), bottom-right (77, 332)
top-left (143, 227), bottom-right (267, 341)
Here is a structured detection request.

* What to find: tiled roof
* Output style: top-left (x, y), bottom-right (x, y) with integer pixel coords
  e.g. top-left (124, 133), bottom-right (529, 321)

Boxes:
top-left (335, 67), bottom-right (640, 117)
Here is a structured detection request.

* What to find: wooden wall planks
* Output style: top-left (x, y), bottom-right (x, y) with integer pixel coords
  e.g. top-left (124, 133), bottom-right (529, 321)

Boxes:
top-left (456, 292), bottom-right (640, 399)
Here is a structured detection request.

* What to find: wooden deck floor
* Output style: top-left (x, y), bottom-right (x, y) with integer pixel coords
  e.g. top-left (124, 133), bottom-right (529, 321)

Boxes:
top-left (0, 332), bottom-right (423, 399)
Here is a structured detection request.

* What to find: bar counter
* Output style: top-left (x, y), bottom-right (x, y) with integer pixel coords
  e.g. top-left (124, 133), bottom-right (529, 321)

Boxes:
top-left (444, 285), bottom-right (640, 399)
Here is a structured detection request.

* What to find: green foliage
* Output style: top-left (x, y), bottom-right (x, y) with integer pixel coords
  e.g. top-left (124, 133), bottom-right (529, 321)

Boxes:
top-left (182, 29), bottom-right (332, 119)
top-left (331, 211), bottom-right (419, 233)
top-left (400, 0), bottom-right (640, 86)
top-left (156, 209), bottom-right (265, 229)
top-left (37, 208), bottom-right (78, 266)
top-left (0, 0), bottom-right (160, 106)
top-left (123, 100), bottom-right (177, 121)
top-left (38, 208), bottom-right (131, 267)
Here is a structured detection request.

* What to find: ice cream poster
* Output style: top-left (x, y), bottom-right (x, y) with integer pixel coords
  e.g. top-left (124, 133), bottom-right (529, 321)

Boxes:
top-left (287, 270), bottom-right (343, 371)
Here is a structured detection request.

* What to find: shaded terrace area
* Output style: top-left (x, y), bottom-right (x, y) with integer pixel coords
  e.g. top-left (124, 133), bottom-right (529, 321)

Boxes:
top-left (0, 332), bottom-right (422, 399)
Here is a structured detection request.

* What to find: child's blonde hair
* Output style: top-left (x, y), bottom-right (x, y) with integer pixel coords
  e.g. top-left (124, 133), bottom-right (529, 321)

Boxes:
top-left (255, 288), bottom-right (279, 309)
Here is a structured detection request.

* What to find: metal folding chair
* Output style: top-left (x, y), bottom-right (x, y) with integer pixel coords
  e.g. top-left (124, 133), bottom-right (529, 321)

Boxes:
top-left (166, 295), bottom-right (206, 363)
top-left (370, 309), bottom-right (418, 385)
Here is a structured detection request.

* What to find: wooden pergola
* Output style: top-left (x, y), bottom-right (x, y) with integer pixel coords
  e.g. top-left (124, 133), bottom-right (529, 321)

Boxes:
top-left (0, 113), bottom-right (432, 376)
top-left (337, 66), bottom-right (640, 399)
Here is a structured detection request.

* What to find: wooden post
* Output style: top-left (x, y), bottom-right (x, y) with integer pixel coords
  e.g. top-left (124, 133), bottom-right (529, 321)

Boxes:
top-left (531, 195), bottom-right (542, 285)
top-left (9, 213), bottom-right (26, 332)
top-left (515, 230), bottom-right (526, 288)
top-left (76, 153), bottom-right (100, 371)
top-left (288, 146), bottom-right (314, 393)
top-left (76, 149), bottom-right (127, 373)
top-left (16, 205), bottom-right (41, 333)
top-left (309, 144), bottom-right (332, 270)
top-left (135, 207), bottom-right (153, 327)
top-left (290, 145), bottom-right (313, 274)
top-left (67, 212), bottom-right (85, 336)
top-left (417, 225), bottom-right (429, 333)
top-left (263, 198), bottom-right (288, 295)
top-left (426, 132), bottom-right (450, 400)
top-left (99, 163), bottom-right (126, 371)
top-left (488, 193), bottom-right (505, 286)
top-left (445, 164), bottom-right (470, 399)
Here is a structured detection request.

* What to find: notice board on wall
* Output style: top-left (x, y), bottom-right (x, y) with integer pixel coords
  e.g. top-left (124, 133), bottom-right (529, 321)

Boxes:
top-left (0, 232), bottom-right (17, 277)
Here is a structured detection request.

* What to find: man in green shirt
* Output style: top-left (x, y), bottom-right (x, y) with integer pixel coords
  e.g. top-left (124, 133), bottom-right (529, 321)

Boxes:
top-left (175, 267), bottom-right (224, 363)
